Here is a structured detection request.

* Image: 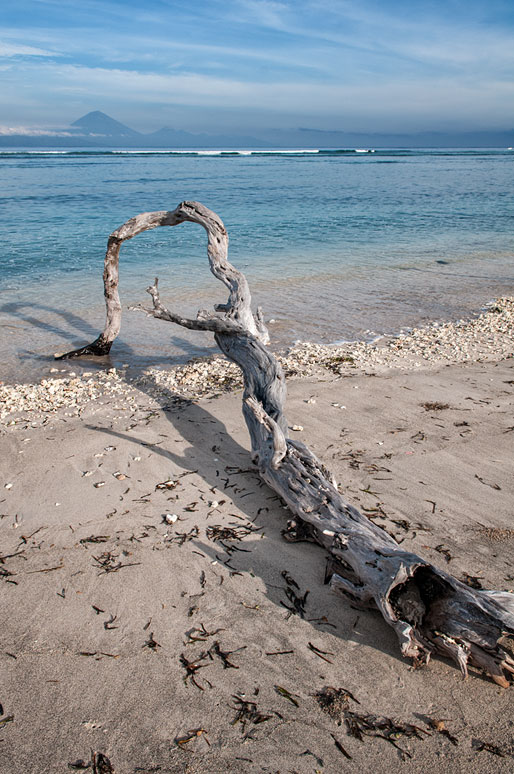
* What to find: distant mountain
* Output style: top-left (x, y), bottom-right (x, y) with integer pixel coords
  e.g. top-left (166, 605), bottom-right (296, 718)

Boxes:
top-left (70, 110), bottom-right (142, 138)
top-left (146, 126), bottom-right (201, 144)
top-left (0, 111), bottom-right (269, 148)
top-left (258, 126), bottom-right (514, 149)
top-left (0, 111), bottom-right (512, 148)
top-left (145, 126), bottom-right (271, 148)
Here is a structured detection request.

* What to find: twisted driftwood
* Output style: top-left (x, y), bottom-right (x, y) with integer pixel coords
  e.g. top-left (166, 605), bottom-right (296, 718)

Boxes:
top-left (65, 201), bottom-right (514, 686)
top-left (55, 202), bottom-right (268, 359)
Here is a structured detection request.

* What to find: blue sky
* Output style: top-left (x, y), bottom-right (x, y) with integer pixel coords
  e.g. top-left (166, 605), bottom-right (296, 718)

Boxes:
top-left (1, 0), bottom-right (514, 134)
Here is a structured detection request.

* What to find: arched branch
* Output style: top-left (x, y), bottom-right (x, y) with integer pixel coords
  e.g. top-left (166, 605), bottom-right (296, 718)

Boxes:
top-left (55, 200), bottom-right (268, 360)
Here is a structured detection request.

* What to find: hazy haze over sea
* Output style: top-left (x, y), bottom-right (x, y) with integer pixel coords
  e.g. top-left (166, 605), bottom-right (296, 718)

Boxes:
top-left (1, 147), bottom-right (513, 384)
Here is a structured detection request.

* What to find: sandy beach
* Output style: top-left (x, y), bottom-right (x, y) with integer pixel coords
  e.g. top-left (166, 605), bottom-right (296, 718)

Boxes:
top-left (1, 299), bottom-right (513, 773)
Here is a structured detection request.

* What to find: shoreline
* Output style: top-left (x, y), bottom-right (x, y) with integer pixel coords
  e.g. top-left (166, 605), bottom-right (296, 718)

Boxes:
top-left (2, 261), bottom-right (514, 386)
top-left (1, 296), bottom-right (512, 425)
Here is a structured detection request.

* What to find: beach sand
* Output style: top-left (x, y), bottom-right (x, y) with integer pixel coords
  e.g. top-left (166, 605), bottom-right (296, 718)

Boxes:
top-left (1, 302), bottom-right (513, 773)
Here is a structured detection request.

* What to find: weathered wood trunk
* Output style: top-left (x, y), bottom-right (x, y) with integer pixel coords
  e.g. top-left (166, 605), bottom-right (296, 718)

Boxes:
top-left (63, 201), bottom-right (514, 686)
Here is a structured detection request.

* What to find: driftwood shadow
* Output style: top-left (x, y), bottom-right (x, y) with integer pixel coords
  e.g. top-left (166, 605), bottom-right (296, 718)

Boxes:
top-left (86, 384), bottom-right (408, 668)
top-left (0, 299), bottom-right (218, 375)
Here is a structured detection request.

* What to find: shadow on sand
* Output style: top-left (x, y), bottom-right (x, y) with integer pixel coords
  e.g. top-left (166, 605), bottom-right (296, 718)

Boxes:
top-left (0, 299), bottom-right (218, 379)
top-left (85, 375), bottom-right (409, 670)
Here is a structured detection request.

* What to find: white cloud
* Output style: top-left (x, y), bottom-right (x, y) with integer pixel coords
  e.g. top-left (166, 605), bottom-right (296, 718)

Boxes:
top-left (230, 0), bottom-right (514, 75)
top-left (11, 60), bottom-right (513, 130)
top-left (1, 0), bottom-right (514, 132)
top-left (0, 41), bottom-right (58, 57)
top-left (1, 24), bottom-right (329, 75)
top-left (234, 0), bottom-right (290, 29)
top-left (0, 126), bottom-right (74, 135)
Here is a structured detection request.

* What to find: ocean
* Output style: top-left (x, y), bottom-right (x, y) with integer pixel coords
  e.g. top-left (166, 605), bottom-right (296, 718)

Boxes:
top-left (1, 147), bottom-right (513, 384)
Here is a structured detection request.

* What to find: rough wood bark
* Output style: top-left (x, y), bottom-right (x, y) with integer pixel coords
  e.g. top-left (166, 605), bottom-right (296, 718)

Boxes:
top-left (77, 201), bottom-right (514, 686)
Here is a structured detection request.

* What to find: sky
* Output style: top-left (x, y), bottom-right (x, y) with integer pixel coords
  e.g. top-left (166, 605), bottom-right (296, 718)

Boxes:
top-left (1, 0), bottom-right (514, 135)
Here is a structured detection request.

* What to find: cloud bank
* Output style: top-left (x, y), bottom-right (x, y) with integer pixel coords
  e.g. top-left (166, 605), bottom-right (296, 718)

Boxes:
top-left (1, 0), bottom-right (513, 132)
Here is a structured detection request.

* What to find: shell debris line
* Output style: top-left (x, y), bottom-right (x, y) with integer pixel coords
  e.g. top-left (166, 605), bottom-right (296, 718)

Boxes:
top-left (0, 367), bottom-right (137, 424)
top-left (1, 297), bottom-right (513, 425)
top-left (280, 297), bottom-right (514, 376)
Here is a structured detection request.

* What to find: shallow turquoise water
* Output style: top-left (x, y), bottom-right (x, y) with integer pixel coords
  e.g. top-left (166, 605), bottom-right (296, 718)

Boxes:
top-left (1, 148), bottom-right (513, 383)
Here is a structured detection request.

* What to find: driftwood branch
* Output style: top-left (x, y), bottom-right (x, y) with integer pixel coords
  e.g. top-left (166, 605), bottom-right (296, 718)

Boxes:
top-left (55, 201), bottom-right (268, 359)
top-left (68, 201), bottom-right (514, 686)
top-left (130, 278), bottom-right (242, 336)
